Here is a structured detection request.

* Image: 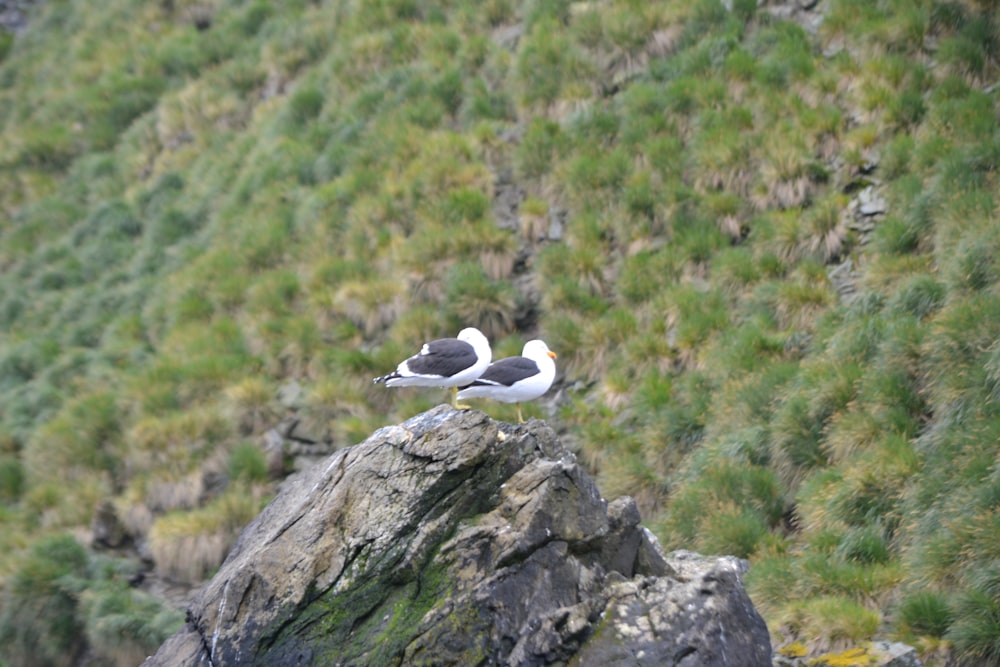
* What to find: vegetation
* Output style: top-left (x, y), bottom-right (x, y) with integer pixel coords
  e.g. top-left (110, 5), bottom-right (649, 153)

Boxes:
top-left (0, 534), bottom-right (182, 667)
top-left (1, 0), bottom-right (998, 664)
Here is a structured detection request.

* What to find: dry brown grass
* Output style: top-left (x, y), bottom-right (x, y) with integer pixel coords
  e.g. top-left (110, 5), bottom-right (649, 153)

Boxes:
top-left (149, 528), bottom-right (231, 583)
top-left (148, 487), bottom-right (264, 583)
top-left (519, 196), bottom-right (551, 245)
top-left (225, 376), bottom-right (279, 435)
top-left (333, 279), bottom-right (405, 337)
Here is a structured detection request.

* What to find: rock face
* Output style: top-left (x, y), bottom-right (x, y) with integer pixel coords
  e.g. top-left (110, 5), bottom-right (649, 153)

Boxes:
top-left (0, 0), bottom-right (38, 33)
top-left (143, 406), bottom-right (771, 666)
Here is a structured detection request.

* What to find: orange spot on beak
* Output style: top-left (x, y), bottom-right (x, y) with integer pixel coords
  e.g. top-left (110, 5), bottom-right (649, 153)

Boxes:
top-left (548, 351), bottom-right (558, 359)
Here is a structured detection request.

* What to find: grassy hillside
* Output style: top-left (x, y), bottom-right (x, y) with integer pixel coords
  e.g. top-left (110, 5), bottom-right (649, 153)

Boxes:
top-left (1, 0), bottom-right (998, 664)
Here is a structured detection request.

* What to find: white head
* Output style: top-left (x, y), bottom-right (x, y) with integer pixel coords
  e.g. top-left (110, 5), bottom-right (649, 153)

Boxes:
top-left (458, 327), bottom-right (492, 362)
top-left (522, 339), bottom-right (557, 363)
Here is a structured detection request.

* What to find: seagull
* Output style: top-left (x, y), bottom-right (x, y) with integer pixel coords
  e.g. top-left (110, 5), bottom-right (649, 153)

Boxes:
top-left (373, 327), bottom-right (492, 409)
top-left (457, 339), bottom-right (557, 423)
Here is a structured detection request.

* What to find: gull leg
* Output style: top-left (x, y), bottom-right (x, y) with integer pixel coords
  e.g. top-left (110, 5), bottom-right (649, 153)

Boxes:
top-left (452, 387), bottom-right (471, 410)
top-left (516, 403), bottom-right (525, 424)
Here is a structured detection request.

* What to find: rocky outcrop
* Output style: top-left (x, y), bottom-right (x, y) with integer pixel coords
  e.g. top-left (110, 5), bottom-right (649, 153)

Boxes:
top-left (0, 0), bottom-right (38, 33)
top-left (143, 406), bottom-right (771, 666)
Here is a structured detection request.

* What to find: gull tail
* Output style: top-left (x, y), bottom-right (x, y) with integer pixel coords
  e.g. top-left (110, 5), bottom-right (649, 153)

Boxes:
top-left (373, 371), bottom-right (401, 385)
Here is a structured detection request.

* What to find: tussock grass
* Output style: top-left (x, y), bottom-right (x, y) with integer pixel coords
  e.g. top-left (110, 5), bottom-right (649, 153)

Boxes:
top-left (444, 262), bottom-right (518, 339)
top-left (777, 595), bottom-right (881, 648)
top-left (0, 534), bottom-right (89, 667)
top-left (2, 0), bottom-right (1000, 662)
top-left (0, 456), bottom-right (24, 504)
top-left (948, 568), bottom-right (1000, 666)
top-left (663, 457), bottom-right (783, 558)
top-left (126, 407), bottom-right (232, 479)
top-left (897, 590), bottom-right (952, 639)
top-left (148, 486), bottom-right (265, 583)
top-left (802, 194), bottom-right (850, 263)
top-left (224, 377), bottom-right (278, 436)
top-left (81, 586), bottom-right (183, 667)
top-left (923, 293), bottom-right (1000, 409)
top-left (21, 391), bottom-right (123, 525)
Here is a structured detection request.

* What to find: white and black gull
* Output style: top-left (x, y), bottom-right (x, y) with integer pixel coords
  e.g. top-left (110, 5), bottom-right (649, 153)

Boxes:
top-left (373, 327), bottom-right (492, 409)
top-left (457, 339), bottom-right (557, 423)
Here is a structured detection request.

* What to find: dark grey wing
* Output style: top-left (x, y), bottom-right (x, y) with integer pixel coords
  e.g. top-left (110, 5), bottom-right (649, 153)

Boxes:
top-left (404, 337), bottom-right (478, 377)
top-left (468, 356), bottom-right (539, 388)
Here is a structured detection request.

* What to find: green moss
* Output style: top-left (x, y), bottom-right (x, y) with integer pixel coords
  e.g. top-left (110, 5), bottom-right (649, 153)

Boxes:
top-left (257, 543), bottom-right (460, 666)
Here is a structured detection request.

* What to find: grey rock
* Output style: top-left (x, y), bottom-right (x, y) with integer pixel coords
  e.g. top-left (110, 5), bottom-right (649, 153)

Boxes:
top-left (493, 178), bottom-right (525, 232)
top-left (262, 428), bottom-right (286, 478)
top-left (576, 551), bottom-right (771, 667)
top-left (759, 0), bottom-right (826, 34)
top-left (547, 207), bottom-right (566, 241)
top-left (492, 23), bottom-right (523, 51)
top-left (0, 0), bottom-right (38, 33)
top-left (143, 406), bottom-right (770, 666)
top-left (828, 258), bottom-right (861, 303)
top-left (849, 218), bottom-right (877, 233)
top-left (872, 641), bottom-right (923, 667)
top-left (276, 380), bottom-right (304, 409)
top-left (858, 185), bottom-right (888, 216)
top-left (91, 500), bottom-right (129, 550)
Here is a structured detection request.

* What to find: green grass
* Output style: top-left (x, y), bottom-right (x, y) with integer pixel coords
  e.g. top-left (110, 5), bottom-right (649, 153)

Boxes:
top-left (788, 596), bottom-right (881, 645)
top-left (1, 0), bottom-right (1000, 663)
top-left (948, 566), bottom-right (1000, 666)
top-left (227, 442), bottom-right (270, 484)
top-left (0, 534), bottom-right (89, 667)
top-left (0, 535), bottom-right (182, 667)
top-left (663, 458), bottom-right (783, 558)
top-left (898, 591), bottom-right (952, 639)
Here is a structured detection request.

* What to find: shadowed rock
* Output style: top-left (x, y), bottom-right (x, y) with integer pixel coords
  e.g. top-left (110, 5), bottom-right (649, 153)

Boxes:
top-left (143, 406), bottom-right (771, 666)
